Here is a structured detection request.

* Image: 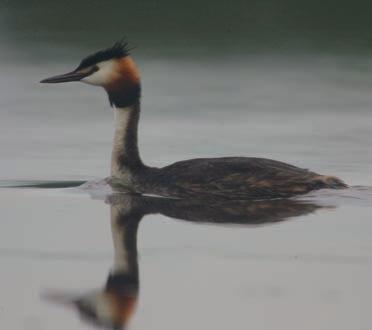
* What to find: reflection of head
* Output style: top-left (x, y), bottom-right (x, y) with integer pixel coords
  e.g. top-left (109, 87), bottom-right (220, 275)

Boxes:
top-left (74, 277), bottom-right (138, 330)
top-left (44, 281), bottom-right (138, 330)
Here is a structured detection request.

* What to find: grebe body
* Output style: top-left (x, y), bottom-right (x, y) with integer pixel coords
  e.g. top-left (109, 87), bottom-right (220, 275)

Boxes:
top-left (41, 42), bottom-right (346, 200)
top-left (112, 156), bottom-right (346, 200)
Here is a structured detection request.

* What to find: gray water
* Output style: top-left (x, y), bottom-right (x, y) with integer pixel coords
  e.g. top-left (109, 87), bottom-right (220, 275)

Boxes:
top-left (1, 2), bottom-right (372, 329)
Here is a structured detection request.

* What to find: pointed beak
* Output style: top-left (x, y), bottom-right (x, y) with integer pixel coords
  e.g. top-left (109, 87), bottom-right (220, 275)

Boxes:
top-left (40, 70), bottom-right (90, 83)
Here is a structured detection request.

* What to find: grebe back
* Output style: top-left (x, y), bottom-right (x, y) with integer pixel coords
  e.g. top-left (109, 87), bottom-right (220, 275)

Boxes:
top-left (40, 42), bottom-right (347, 200)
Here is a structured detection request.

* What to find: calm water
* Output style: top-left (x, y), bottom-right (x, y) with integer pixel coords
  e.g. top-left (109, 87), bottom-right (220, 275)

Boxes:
top-left (1, 3), bottom-right (372, 329)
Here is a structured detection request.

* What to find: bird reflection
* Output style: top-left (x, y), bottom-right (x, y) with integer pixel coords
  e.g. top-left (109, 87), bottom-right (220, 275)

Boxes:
top-left (44, 194), bottom-right (325, 329)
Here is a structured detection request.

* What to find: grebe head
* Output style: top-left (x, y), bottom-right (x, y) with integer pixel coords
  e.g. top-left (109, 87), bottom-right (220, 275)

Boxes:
top-left (40, 41), bottom-right (141, 107)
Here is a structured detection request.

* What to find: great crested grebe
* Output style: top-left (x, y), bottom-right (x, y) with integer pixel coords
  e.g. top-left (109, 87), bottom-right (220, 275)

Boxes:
top-left (41, 42), bottom-right (347, 200)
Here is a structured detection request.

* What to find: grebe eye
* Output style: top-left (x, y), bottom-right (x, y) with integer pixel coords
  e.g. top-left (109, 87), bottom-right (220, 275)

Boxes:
top-left (78, 65), bottom-right (99, 75)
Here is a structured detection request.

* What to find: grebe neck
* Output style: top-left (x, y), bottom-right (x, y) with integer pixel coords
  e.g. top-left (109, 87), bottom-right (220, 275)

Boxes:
top-left (111, 100), bottom-right (143, 178)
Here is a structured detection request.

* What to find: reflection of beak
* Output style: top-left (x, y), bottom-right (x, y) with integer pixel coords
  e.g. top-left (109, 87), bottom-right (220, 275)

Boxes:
top-left (40, 70), bottom-right (90, 83)
top-left (41, 290), bottom-right (78, 307)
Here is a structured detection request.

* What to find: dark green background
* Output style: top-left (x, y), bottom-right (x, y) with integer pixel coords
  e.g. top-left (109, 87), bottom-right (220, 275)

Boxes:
top-left (1, 0), bottom-right (371, 58)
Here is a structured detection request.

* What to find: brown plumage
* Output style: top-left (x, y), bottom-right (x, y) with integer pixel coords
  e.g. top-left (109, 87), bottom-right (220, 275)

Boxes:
top-left (106, 57), bottom-right (141, 107)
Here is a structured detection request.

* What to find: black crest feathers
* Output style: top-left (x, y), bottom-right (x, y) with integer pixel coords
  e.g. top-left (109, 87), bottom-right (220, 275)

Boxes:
top-left (76, 41), bottom-right (132, 70)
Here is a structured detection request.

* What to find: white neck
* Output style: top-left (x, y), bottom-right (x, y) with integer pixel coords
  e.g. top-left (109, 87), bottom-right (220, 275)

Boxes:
top-left (110, 102), bottom-right (142, 178)
top-left (111, 107), bottom-right (131, 176)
